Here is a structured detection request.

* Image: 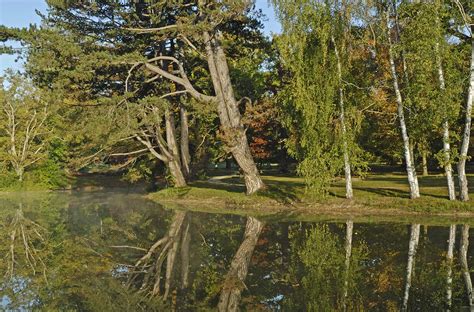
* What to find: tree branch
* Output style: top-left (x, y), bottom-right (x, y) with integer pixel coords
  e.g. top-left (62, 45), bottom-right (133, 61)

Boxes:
top-left (144, 56), bottom-right (216, 104)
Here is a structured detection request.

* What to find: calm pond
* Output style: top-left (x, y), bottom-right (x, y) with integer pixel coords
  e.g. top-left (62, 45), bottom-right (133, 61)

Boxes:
top-left (0, 190), bottom-right (473, 311)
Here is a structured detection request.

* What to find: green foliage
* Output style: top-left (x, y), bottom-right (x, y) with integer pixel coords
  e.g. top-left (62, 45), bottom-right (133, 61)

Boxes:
top-left (274, 0), bottom-right (367, 194)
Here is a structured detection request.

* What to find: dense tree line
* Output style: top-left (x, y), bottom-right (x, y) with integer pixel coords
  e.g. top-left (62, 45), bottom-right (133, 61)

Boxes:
top-left (0, 0), bottom-right (473, 201)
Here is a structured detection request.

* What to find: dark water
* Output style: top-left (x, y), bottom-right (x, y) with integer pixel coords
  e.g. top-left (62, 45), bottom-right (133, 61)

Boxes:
top-left (0, 191), bottom-right (473, 311)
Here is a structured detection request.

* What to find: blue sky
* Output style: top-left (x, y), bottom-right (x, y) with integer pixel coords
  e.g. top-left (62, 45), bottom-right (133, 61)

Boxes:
top-left (0, 0), bottom-right (281, 73)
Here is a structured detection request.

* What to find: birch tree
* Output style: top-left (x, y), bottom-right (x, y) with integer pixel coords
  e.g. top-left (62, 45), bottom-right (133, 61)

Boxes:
top-left (273, 0), bottom-right (365, 196)
top-left (434, 0), bottom-right (457, 200)
top-left (385, 4), bottom-right (420, 199)
top-left (457, 32), bottom-right (474, 201)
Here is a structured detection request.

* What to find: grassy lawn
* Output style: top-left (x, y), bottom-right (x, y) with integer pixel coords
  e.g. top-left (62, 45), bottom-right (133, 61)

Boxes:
top-left (149, 171), bottom-right (474, 222)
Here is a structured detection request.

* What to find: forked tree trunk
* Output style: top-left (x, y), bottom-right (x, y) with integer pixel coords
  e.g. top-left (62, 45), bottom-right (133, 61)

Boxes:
top-left (203, 31), bottom-right (265, 195)
top-left (180, 105), bottom-right (191, 178)
top-left (460, 224), bottom-right (473, 307)
top-left (446, 224), bottom-right (456, 310)
top-left (435, 39), bottom-right (456, 200)
top-left (332, 36), bottom-right (353, 199)
top-left (218, 217), bottom-right (264, 312)
top-left (136, 108), bottom-right (187, 188)
top-left (402, 223), bottom-right (421, 311)
top-left (15, 166), bottom-right (24, 182)
top-left (386, 10), bottom-right (420, 199)
top-left (458, 38), bottom-right (474, 202)
top-left (342, 220), bottom-right (354, 311)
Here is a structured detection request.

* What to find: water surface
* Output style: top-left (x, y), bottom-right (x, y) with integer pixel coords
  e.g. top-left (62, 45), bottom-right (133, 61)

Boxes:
top-left (1, 191), bottom-right (473, 311)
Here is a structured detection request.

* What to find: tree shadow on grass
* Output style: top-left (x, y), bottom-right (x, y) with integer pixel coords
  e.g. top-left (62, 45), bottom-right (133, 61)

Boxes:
top-left (354, 186), bottom-right (449, 200)
top-left (191, 178), bottom-right (303, 205)
top-left (328, 191), bottom-right (347, 199)
top-left (190, 181), bottom-right (246, 193)
top-left (259, 184), bottom-right (301, 205)
top-left (353, 187), bottom-right (411, 199)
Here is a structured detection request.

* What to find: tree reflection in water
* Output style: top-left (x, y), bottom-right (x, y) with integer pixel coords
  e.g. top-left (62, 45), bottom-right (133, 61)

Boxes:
top-left (0, 193), bottom-right (473, 311)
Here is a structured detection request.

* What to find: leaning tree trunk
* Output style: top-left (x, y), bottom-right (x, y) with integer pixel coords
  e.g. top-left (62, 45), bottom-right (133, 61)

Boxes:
top-left (386, 10), bottom-right (420, 199)
top-left (460, 224), bottom-right (473, 307)
top-left (180, 105), bottom-right (191, 179)
top-left (165, 109), bottom-right (187, 188)
top-left (446, 224), bottom-right (456, 310)
top-left (203, 31), bottom-right (265, 195)
top-left (458, 38), bottom-right (474, 202)
top-left (218, 217), bottom-right (264, 312)
top-left (332, 36), bottom-right (353, 199)
top-left (402, 223), bottom-right (421, 311)
top-left (342, 220), bottom-right (354, 311)
top-left (435, 39), bottom-right (456, 200)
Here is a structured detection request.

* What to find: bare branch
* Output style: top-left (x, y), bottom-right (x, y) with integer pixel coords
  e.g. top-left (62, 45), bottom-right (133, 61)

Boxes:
top-left (136, 133), bottom-right (169, 162)
top-left (110, 245), bottom-right (148, 252)
top-left (109, 148), bottom-right (150, 157)
top-left (160, 91), bottom-right (187, 99)
top-left (124, 25), bottom-right (178, 34)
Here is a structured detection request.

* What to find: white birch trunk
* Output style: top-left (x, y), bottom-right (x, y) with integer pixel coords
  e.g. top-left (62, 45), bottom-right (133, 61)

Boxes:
top-left (402, 223), bottom-right (421, 311)
top-left (435, 39), bottom-right (457, 200)
top-left (386, 10), bottom-right (420, 199)
top-left (458, 38), bottom-right (474, 201)
top-left (332, 36), bottom-right (353, 199)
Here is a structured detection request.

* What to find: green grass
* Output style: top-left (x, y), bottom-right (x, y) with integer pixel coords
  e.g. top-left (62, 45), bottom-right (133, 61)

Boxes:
top-left (149, 172), bottom-right (474, 220)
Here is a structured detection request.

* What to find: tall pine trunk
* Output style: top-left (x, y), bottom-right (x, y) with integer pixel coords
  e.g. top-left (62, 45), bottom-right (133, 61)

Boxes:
top-left (165, 109), bottom-right (187, 188)
top-left (332, 36), bottom-right (353, 199)
top-left (458, 38), bottom-right (474, 201)
top-left (179, 105), bottom-right (191, 178)
top-left (386, 10), bottom-right (420, 199)
top-left (203, 31), bottom-right (265, 194)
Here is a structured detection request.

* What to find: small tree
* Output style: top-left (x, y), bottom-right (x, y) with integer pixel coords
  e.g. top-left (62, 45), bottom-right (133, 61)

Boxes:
top-left (0, 74), bottom-right (51, 181)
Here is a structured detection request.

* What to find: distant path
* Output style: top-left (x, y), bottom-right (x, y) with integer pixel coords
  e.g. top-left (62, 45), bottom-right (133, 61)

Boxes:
top-left (207, 175), bottom-right (245, 186)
